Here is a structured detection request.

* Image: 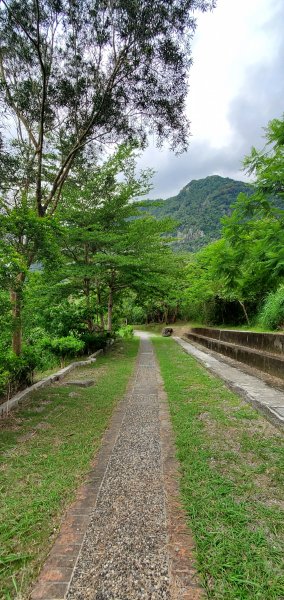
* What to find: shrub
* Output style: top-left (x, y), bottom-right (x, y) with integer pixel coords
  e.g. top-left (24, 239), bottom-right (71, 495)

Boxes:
top-left (117, 324), bottom-right (134, 338)
top-left (0, 369), bottom-right (9, 399)
top-left (258, 285), bottom-right (284, 330)
top-left (25, 328), bottom-right (59, 372)
top-left (80, 332), bottom-right (109, 353)
top-left (0, 347), bottom-right (38, 399)
top-left (42, 336), bottom-right (85, 366)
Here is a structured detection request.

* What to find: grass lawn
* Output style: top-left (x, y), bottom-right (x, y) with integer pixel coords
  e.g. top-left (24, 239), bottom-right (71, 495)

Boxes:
top-left (0, 338), bottom-right (139, 600)
top-left (153, 337), bottom-right (284, 600)
top-left (134, 321), bottom-right (281, 334)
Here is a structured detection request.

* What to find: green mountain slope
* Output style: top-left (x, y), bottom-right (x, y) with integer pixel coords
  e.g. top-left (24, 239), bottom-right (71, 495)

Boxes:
top-left (146, 175), bottom-right (253, 251)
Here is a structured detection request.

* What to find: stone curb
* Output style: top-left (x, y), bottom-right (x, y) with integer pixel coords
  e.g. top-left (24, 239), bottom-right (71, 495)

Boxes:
top-left (0, 349), bottom-right (103, 418)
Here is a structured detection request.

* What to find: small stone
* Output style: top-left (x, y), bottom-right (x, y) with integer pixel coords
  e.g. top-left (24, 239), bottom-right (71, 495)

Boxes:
top-left (68, 391), bottom-right (81, 398)
top-left (34, 422), bottom-right (51, 430)
top-left (64, 380), bottom-right (95, 388)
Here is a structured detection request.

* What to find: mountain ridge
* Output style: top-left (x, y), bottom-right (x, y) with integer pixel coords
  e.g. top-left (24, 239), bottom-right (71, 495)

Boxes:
top-left (146, 174), bottom-right (253, 251)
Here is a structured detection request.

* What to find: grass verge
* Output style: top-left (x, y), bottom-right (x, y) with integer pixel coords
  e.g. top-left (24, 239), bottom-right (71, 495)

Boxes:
top-left (133, 321), bottom-right (281, 334)
top-left (0, 338), bottom-right (139, 600)
top-left (153, 337), bottom-right (284, 600)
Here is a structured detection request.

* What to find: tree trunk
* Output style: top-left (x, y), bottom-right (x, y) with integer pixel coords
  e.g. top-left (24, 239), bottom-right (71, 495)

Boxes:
top-left (84, 276), bottom-right (94, 332)
top-left (239, 301), bottom-right (250, 325)
top-left (10, 272), bottom-right (25, 356)
top-left (100, 312), bottom-right (105, 330)
top-left (96, 282), bottom-right (105, 330)
top-left (172, 305), bottom-right (178, 323)
top-left (107, 288), bottom-right (113, 332)
top-left (163, 305), bottom-right (169, 324)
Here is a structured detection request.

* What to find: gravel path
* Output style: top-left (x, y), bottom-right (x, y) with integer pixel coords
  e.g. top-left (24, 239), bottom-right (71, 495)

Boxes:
top-left (67, 336), bottom-right (170, 600)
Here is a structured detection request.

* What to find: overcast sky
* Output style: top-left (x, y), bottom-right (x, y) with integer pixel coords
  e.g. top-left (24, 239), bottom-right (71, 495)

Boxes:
top-left (138, 0), bottom-right (284, 198)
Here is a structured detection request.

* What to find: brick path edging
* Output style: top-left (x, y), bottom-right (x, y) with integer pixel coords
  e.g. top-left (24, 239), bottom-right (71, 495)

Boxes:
top-left (157, 369), bottom-right (204, 599)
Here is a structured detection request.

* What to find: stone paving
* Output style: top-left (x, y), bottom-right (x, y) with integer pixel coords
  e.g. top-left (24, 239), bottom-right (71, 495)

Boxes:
top-left (31, 334), bottom-right (201, 600)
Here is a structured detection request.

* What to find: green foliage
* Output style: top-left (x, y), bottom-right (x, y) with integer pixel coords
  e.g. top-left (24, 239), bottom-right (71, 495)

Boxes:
top-left (0, 0), bottom-right (214, 221)
top-left (0, 142), bottom-right (184, 373)
top-left (258, 285), bottom-right (284, 330)
top-left (0, 205), bottom-right (61, 282)
top-left (42, 336), bottom-right (85, 364)
top-left (56, 143), bottom-right (180, 333)
top-left (0, 346), bottom-right (38, 399)
top-left (0, 370), bottom-right (9, 399)
top-left (117, 325), bottom-right (134, 339)
top-left (80, 332), bottom-right (109, 353)
top-left (118, 294), bottom-right (147, 325)
top-left (0, 291), bottom-right (12, 349)
top-left (180, 115), bottom-right (284, 328)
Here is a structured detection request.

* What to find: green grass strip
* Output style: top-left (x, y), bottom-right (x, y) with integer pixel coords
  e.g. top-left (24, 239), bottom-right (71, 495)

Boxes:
top-left (153, 337), bottom-right (284, 600)
top-left (0, 339), bottom-right (139, 600)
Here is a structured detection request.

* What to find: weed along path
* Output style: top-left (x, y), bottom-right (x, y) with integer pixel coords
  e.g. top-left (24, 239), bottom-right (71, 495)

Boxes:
top-left (31, 333), bottom-right (201, 600)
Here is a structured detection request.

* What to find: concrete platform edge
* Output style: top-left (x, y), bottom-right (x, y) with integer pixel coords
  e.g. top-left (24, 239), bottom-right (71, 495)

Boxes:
top-left (174, 337), bottom-right (284, 431)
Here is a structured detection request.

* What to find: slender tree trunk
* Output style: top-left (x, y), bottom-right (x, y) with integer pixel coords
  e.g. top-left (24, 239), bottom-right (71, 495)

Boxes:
top-left (100, 312), bottom-right (105, 330)
top-left (163, 305), bottom-right (169, 324)
top-left (96, 282), bottom-right (105, 330)
top-left (239, 300), bottom-right (250, 325)
top-left (107, 287), bottom-right (113, 332)
top-left (10, 272), bottom-right (25, 356)
top-left (172, 305), bottom-right (178, 323)
top-left (84, 276), bottom-right (94, 332)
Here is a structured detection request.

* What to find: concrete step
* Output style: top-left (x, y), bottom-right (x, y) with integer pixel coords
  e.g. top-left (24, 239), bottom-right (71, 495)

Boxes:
top-left (184, 331), bottom-right (284, 380)
top-left (190, 327), bottom-right (284, 356)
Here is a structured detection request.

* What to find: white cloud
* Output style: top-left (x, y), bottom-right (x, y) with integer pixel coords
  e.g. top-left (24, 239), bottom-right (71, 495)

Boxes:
top-left (139, 0), bottom-right (284, 197)
top-left (189, 0), bottom-right (280, 147)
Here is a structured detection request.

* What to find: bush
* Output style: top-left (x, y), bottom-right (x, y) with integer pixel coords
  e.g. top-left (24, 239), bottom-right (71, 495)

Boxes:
top-left (0, 346), bottom-right (39, 399)
top-left (42, 335), bottom-right (85, 366)
top-left (258, 285), bottom-right (284, 330)
top-left (117, 324), bottom-right (134, 338)
top-left (25, 328), bottom-right (59, 372)
top-left (0, 369), bottom-right (9, 399)
top-left (80, 332), bottom-right (109, 353)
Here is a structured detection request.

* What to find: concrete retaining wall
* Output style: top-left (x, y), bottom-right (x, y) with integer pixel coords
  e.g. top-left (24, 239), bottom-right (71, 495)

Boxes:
top-left (190, 327), bottom-right (284, 355)
top-left (0, 349), bottom-right (103, 418)
top-left (184, 332), bottom-right (284, 380)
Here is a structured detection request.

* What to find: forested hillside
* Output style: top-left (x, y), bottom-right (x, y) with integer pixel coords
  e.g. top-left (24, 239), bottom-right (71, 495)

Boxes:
top-left (146, 175), bottom-right (253, 251)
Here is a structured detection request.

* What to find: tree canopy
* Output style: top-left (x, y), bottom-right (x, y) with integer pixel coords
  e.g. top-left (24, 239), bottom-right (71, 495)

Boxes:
top-left (0, 0), bottom-right (214, 216)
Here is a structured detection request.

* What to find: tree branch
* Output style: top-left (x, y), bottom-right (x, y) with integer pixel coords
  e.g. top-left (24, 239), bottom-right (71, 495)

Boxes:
top-left (0, 57), bottom-right (38, 149)
top-left (34, 0), bottom-right (48, 215)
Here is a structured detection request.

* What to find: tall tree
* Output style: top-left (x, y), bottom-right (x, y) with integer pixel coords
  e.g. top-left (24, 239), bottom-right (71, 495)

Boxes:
top-left (58, 143), bottom-right (177, 331)
top-left (182, 115), bottom-right (284, 326)
top-left (0, 0), bottom-right (214, 217)
top-left (0, 0), bottom-right (214, 353)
